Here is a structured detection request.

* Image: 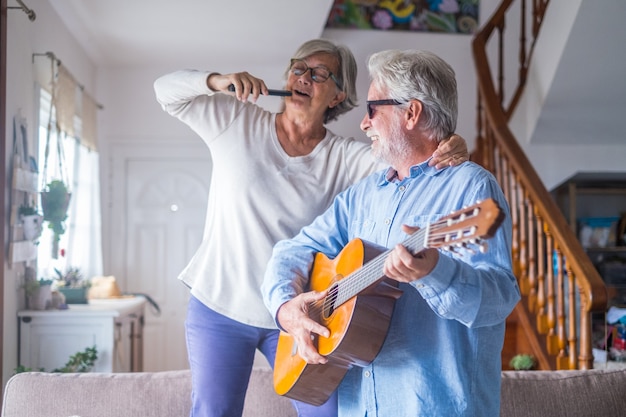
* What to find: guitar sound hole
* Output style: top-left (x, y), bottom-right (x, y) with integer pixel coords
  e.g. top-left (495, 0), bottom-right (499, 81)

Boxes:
top-left (322, 284), bottom-right (339, 319)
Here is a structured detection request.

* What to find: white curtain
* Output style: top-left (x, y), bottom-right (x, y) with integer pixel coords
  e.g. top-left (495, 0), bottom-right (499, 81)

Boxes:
top-left (65, 139), bottom-right (103, 279)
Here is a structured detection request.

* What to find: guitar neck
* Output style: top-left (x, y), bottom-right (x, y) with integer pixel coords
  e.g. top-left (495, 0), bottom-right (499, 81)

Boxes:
top-left (334, 228), bottom-right (428, 306)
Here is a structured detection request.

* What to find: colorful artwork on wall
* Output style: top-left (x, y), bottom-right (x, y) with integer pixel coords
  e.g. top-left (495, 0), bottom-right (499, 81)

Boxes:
top-left (325, 0), bottom-right (480, 35)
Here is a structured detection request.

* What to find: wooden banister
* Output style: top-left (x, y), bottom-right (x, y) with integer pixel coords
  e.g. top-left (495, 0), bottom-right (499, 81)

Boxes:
top-left (472, 0), bottom-right (607, 369)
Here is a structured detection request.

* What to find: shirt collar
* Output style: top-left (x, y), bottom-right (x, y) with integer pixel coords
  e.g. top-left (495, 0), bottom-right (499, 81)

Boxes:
top-left (378, 157), bottom-right (445, 186)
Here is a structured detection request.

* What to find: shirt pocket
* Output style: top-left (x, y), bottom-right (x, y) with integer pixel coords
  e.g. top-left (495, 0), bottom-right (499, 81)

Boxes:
top-left (408, 214), bottom-right (446, 230)
top-left (350, 218), bottom-right (377, 240)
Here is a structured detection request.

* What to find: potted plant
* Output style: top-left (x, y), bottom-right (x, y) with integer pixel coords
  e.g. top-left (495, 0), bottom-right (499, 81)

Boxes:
top-left (18, 204), bottom-right (44, 241)
top-left (55, 266), bottom-right (90, 304)
top-left (52, 346), bottom-right (98, 372)
top-left (22, 278), bottom-right (54, 310)
top-left (509, 354), bottom-right (537, 370)
top-left (40, 180), bottom-right (71, 257)
top-left (14, 345), bottom-right (98, 374)
top-left (18, 204), bottom-right (39, 216)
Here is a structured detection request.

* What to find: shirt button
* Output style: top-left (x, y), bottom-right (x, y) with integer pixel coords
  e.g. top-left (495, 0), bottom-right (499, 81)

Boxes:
top-left (416, 283), bottom-right (424, 288)
top-left (364, 371), bottom-right (371, 377)
top-left (385, 219), bottom-right (391, 225)
top-left (399, 185), bottom-right (405, 191)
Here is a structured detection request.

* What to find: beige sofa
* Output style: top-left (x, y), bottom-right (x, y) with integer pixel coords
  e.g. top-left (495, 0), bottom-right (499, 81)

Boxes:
top-left (3, 367), bottom-right (626, 416)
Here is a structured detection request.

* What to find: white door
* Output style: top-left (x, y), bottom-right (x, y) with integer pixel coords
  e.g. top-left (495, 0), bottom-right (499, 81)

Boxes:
top-left (109, 141), bottom-right (211, 371)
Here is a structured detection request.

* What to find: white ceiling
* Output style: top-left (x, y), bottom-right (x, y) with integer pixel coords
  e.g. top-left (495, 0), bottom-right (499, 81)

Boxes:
top-left (49, 0), bottom-right (335, 68)
top-left (48, 0), bottom-right (626, 146)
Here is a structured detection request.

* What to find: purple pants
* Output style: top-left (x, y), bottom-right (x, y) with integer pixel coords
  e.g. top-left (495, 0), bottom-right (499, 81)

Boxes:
top-left (185, 296), bottom-right (338, 417)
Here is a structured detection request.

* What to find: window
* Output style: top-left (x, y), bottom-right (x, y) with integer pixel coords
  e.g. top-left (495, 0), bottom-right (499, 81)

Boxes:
top-left (37, 87), bottom-right (103, 281)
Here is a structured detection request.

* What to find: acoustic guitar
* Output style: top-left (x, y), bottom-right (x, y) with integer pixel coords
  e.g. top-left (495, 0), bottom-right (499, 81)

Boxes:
top-left (273, 198), bottom-right (505, 406)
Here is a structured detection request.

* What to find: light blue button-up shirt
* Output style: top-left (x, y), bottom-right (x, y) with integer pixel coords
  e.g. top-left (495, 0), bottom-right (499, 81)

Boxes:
top-left (263, 160), bottom-right (521, 417)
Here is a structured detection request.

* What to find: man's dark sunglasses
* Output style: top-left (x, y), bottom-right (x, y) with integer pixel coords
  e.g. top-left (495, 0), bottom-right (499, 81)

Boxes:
top-left (366, 99), bottom-right (403, 119)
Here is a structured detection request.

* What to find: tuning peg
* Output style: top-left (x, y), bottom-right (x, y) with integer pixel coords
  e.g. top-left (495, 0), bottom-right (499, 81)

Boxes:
top-left (479, 242), bottom-right (488, 253)
top-left (442, 245), bottom-right (452, 252)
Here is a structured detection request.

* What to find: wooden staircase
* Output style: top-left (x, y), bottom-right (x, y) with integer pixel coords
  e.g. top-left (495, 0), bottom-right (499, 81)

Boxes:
top-left (472, 0), bottom-right (608, 370)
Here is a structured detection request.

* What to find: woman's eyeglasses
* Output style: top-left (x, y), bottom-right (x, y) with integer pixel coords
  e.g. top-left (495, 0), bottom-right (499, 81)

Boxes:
top-left (290, 59), bottom-right (343, 90)
top-left (366, 99), bottom-right (402, 119)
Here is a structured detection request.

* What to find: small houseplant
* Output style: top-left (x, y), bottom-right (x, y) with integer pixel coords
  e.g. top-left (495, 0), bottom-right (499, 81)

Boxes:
top-left (22, 278), bottom-right (54, 310)
top-left (18, 204), bottom-right (39, 216)
top-left (509, 354), bottom-right (537, 370)
top-left (14, 345), bottom-right (98, 374)
top-left (40, 180), bottom-right (71, 257)
top-left (18, 204), bottom-right (44, 241)
top-left (55, 266), bottom-right (90, 304)
top-left (52, 346), bottom-right (98, 372)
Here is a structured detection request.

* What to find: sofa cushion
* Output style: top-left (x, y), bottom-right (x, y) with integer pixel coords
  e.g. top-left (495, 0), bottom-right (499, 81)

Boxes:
top-left (500, 368), bottom-right (626, 417)
top-left (2, 371), bottom-right (192, 417)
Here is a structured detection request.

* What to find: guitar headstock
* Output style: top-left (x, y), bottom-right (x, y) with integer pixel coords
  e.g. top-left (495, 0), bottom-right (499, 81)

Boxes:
top-left (426, 198), bottom-right (504, 253)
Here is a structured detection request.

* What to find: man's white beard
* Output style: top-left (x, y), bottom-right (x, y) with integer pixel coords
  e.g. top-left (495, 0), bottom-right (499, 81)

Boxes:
top-left (371, 124), bottom-right (411, 167)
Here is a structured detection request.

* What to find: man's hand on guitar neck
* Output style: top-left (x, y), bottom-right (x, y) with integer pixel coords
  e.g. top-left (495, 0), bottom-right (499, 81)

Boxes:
top-left (276, 290), bottom-right (330, 365)
top-left (383, 225), bottom-right (439, 283)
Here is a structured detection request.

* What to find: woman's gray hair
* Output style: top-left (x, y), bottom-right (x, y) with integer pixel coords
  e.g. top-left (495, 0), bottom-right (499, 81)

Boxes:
top-left (367, 49), bottom-right (457, 141)
top-left (286, 39), bottom-right (358, 124)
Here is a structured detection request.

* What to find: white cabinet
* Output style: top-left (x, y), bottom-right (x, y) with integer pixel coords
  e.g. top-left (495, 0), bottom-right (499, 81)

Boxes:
top-left (18, 297), bottom-right (146, 373)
